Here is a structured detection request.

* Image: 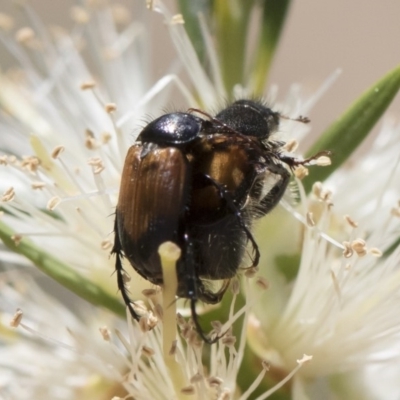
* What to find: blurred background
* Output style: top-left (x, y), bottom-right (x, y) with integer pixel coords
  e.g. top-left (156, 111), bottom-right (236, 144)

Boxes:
top-left (1, 0), bottom-right (399, 139)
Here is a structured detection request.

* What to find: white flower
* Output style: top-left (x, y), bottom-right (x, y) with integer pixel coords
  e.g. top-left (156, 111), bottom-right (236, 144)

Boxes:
top-left (1, 272), bottom-right (126, 399)
top-left (249, 118), bottom-right (400, 397)
top-left (2, 246), bottom-right (307, 399)
top-left (0, 1), bottom-right (170, 300)
top-left (0, 1), bottom-right (312, 398)
top-left (2, 0), bottom-right (399, 399)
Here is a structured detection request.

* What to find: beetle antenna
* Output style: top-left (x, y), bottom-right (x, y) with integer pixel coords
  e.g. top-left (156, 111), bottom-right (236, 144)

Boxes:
top-left (280, 113), bottom-right (310, 124)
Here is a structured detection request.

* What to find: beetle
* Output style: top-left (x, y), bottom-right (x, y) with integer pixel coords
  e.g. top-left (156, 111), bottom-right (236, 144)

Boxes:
top-left (112, 99), bottom-right (323, 343)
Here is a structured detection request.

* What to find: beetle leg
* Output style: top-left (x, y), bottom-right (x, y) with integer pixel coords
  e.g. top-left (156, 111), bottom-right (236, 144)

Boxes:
top-left (111, 220), bottom-right (142, 321)
top-left (196, 174), bottom-right (260, 268)
top-left (257, 162), bottom-right (291, 216)
top-left (181, 233), bottom-right (228, 344)
top-left (279, 150), bottom-right (331, 169)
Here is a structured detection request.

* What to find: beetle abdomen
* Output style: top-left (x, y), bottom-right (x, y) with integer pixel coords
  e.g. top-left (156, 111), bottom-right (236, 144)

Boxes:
top-left (116, 144), bottom-right (190, 284)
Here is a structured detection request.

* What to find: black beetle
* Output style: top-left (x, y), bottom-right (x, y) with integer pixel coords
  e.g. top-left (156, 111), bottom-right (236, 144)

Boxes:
top-left (112, 100), bottom-right (323, 343)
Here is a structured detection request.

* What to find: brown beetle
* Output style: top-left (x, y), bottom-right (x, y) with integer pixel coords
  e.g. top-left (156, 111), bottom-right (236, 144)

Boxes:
top-left (112, 100), bottom-right (324, 343)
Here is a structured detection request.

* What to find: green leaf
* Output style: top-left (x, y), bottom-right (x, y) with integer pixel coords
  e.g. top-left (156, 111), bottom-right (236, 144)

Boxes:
top-left (250, 0), bottom-right (292, 95)
top-left (177, 0), bottom-right (211, 63)
top-left (0, 220), bottom-right (125, 317)
top-left (213, 0), bottom-right (256, 94)
top-left (304, 65), bottom-right (400, 192)
top-left (178, 0), bottom-right (292, 96)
